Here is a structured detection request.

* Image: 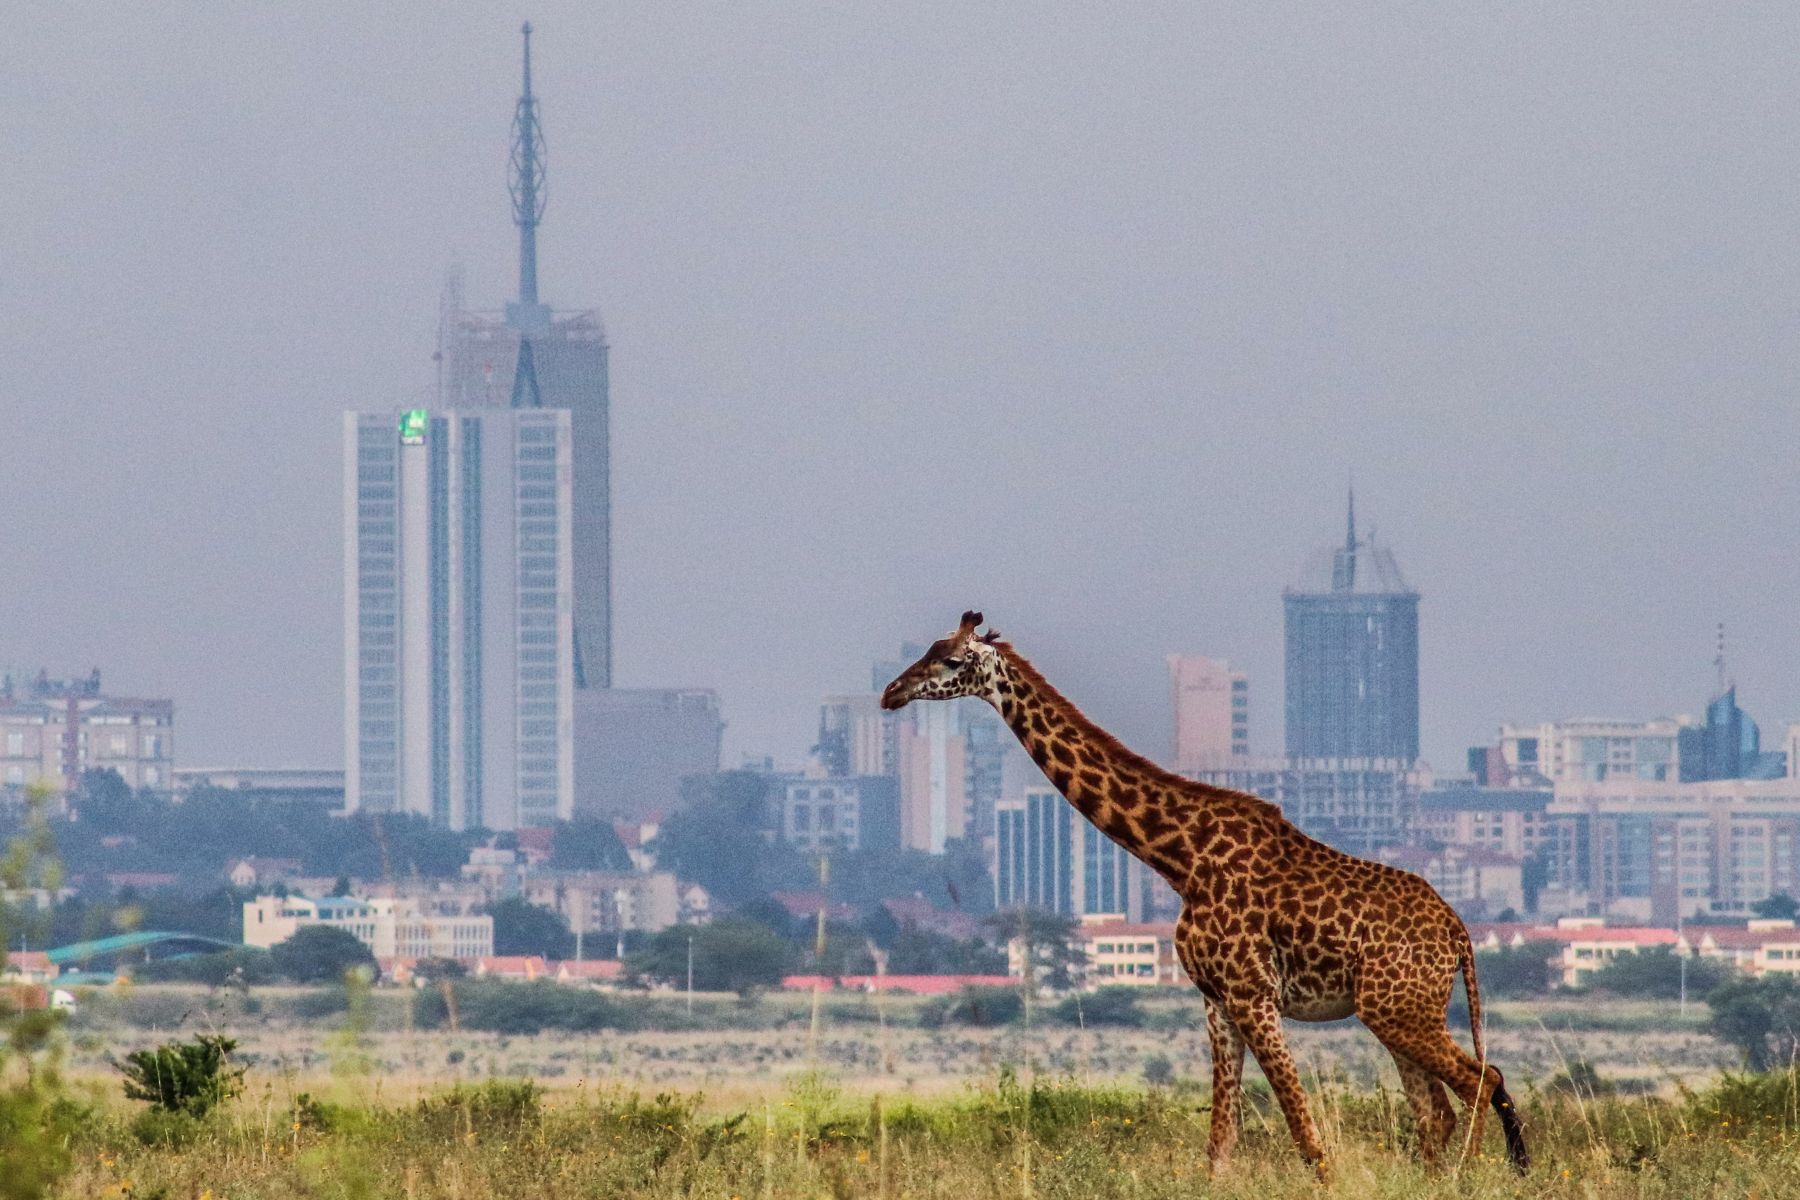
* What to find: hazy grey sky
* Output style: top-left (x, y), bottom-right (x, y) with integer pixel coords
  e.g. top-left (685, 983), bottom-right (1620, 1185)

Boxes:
top-left (5, 5), bottom-right (1800, 773)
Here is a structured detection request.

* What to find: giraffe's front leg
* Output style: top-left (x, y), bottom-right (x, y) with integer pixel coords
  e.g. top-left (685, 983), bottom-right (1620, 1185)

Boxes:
top-left (1204, 999), bottom-right (1247, 1172)
top-left (1228, 994), bottom-right (1329, 1174)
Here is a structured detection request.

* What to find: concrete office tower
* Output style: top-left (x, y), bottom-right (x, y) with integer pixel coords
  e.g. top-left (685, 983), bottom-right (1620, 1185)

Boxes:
top-left (1284, 492), bottom-right (1420, 762)
top-left (438, 24), bottom-right (612, 689)
top-left (344, 407), bottom-right (575, 831)
top-left (1168, 655), bottom-right (1248, 771)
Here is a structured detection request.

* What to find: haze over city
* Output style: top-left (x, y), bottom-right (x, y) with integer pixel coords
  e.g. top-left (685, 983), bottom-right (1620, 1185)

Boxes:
top-left (6, 4), bottom-right (1800, 772)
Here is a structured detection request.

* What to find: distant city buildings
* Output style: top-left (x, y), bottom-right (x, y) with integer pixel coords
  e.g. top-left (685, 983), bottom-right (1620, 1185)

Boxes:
top-left (342, 406), bottom-right (575, 830)
top-left (1488, 718), bottom-right (1682, 785)
top-left (1545, 776), bottom-right (1800, 923)
top-left (1283, 494), bottom-right (1420, 763)
top-left (0, 670), bottom-right (173, 802)
top-left (994, 784), bottom-right (1146, 920)
top-left (1186, 756), bottom-right (1423, 857)
top-left (1167, 655), bottom-right (1248, 771)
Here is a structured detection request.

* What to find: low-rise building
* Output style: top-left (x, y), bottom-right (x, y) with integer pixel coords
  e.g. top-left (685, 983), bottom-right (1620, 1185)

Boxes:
top-left (1074, 917), bottom-right (1182, 989)
top-left (242, 894), bottom-right (493, 961)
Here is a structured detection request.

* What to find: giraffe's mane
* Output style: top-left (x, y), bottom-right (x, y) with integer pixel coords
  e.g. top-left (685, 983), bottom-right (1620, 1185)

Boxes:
top-left (992, 640), bottom-right (1285, 821)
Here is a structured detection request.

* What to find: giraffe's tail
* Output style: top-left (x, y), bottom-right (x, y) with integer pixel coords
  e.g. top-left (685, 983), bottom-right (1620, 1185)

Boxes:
top-left (1461, 932), bottom-right (1530, 1173)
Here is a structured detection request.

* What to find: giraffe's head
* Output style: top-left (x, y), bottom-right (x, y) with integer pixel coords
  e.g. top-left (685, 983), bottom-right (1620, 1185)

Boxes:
top-left (880, 610), bottom-right (1002, 711)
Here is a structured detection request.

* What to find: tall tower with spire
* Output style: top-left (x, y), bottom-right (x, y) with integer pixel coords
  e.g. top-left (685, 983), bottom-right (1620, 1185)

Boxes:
top-left (1283, 490), bottom-right (1420, 762)
top-left (438, 22), bottom-right (612, 690)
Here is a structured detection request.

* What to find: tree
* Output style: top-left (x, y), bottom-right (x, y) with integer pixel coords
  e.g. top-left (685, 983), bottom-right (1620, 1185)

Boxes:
top-left (270, 925), bottom-right (377, 985)
top-left (626, 918), bottom-right (797, 996)
top-left (486, 897), bottom-right (575, 960)
top-left (1474, 941), bottom-right (1559, 998)
top-left (1709, 975), bottom-right (1800, 1071)
top-left (550, 818), bottom-right (633, 872)
top-left (985, 907), bottom-right (1084, 991)
top-left (652, 773), bottom-right (810, 907)
top-left (1585, 946), bottom-right (1729, 1000)
top-left (413, 957), bottom-right (467, 983)
top-left (1755, 893), bottom-right (1800, 921)
top-left (69, 768), bottom-right (143, 835)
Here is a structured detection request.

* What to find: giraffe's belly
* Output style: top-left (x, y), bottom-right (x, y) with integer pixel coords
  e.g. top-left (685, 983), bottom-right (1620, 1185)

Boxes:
top-left (1281, 994), bottom-right (1356, 1022)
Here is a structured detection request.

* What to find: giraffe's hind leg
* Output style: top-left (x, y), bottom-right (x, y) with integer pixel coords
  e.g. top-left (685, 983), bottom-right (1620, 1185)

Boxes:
top-left (1358, 985), bottom-right (1526, 1171)
top-left (1390, 1050), bottom-right (1457, 1163)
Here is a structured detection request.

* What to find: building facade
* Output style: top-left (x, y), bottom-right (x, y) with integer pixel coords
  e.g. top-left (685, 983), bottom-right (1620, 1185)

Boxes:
top-left (1186, 756), bottom-right (1424, 857)
top-left (343, 406), bottom-right (575, 830)
top-left (1495, 718), bottom-right (1682, 785)
top-left (0, 671), bottom-right (173, 800)
top-left (1415, 785), bottom-right (1555, 862)
top-left (1547, 777), bottom-right (1800, 923)
top-left (994, 785), bottom-right (1145, 920)
top-left (242, 894), bottom-right (493, 961)
top-left (1283, 496), bottom-right (1419, 763)
top-left (776, 775), bottom-right (900, 852)
top-left (1168, 655), bottom-right (1248, 771)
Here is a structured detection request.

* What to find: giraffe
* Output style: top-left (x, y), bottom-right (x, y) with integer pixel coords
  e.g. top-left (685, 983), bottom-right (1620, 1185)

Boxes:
top-left (880, 611), bottom-right (1529, 1175)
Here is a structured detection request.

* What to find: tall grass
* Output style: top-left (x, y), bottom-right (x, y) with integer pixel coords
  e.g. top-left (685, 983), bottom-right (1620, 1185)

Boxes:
top-left (50, 1069), bottom-right (1800, 1199)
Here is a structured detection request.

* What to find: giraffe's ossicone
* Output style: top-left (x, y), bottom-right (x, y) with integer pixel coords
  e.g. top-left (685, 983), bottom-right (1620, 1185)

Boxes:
top-left (882, 611), bottom-right (1529, 1176)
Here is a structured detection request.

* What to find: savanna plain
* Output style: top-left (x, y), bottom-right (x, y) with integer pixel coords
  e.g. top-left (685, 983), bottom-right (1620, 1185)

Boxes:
top-left (24, 983), bottom-right (1800, 1199)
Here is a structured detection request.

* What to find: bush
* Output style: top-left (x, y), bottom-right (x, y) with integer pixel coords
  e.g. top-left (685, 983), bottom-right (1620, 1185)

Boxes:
top-left (414, 1080), bottom-right (541, 1139)
top-left (918, 986), bottom-right (1023, 1028)
top-left (413, 980), bottom-right (634, 1035)
top-left (1052, 986), bottom-right (1144, 1027)
top-left (134, 947), bottom-right (277, 988)
top-left (1474, 941), bottom-right (1558, 997)
top-left (1142, 1052), bottom-right (1175, 1087)
top-left (117, 1034), bottom-right (244, 1118)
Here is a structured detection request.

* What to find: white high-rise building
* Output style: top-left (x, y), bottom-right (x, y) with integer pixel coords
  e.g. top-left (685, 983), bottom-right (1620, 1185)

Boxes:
top-left (344, 407), bottom-right (575, 830)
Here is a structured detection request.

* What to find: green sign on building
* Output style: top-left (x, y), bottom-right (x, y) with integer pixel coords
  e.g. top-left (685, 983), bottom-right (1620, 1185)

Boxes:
top-left (399, 408), bottom-right (428, 444)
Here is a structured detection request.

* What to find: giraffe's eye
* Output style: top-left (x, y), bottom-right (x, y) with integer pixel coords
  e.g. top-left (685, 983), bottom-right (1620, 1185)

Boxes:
top-left (942, 657), bottom-right (964, 669)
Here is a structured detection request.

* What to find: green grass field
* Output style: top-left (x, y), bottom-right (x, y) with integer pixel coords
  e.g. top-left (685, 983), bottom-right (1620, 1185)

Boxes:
top-left (50, 1069), bottom-right (1800, 1199)
top-left (15, 984), bottom-right (1789, 1197)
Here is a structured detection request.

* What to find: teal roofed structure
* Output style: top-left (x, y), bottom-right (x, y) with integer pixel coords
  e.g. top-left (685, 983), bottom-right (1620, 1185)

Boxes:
top-left (46, 930), bottom-right (240, 967)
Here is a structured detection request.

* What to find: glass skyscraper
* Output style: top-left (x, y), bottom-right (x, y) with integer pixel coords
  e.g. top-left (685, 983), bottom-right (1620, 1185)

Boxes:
top-left (1283, 495), bottom-right (1420, 763)
top-left (343, 407), bottom-right (575, 830)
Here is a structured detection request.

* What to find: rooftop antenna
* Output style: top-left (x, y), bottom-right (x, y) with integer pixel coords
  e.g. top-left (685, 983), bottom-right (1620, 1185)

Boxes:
top-left (1715, 621), bottom-right (1728, 696)
top-left (506, 21), bottom-right (551, 337)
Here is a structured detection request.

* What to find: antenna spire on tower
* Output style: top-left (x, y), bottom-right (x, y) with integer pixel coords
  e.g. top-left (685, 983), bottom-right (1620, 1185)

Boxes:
top-left (507, 21), bottom-right (550, 333)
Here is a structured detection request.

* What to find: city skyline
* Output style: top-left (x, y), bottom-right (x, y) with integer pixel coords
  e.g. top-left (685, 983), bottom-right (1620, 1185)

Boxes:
top-left (6, 7), bottom-right (1800, 775)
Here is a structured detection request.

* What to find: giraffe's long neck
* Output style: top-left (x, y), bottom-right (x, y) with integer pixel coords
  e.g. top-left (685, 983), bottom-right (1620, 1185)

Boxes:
top-left (983, 644), bottom-right (1243, 884)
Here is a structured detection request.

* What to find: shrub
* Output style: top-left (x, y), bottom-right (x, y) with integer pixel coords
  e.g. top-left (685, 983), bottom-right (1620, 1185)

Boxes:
top-left (1142, 1052), bottom-right (1175, 1087)
top-left (117, 1034), bottom-right (244, 1118)
top-left (1052, 986), bottom-right (1144, 1027)
top-left (414, 1080), bottom-right (541, 1139)
top-left (919, 986), bottom-right (1023, 1028)
top-left (413, 979), bottom-right (633, 1035)
top-left (1709, 975), bottom-right (1800, 1071)
top-left (135, 947), bottom-right (277, 987)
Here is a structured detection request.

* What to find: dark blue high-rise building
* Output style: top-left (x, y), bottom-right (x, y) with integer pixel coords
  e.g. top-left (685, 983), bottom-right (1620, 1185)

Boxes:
top-left (1283, 494), bottom-right (1420, 762)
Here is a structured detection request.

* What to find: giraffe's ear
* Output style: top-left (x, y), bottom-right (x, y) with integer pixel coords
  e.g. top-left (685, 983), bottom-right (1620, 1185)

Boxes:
top-left (979, 628), bottom-right (1001, 645)
top-left (958, 610), bottom-right (983, 640)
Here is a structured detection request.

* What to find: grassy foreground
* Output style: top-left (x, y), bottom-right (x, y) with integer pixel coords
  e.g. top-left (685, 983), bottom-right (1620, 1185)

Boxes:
top-left (52, 1069), bottom-right (1800, 1199)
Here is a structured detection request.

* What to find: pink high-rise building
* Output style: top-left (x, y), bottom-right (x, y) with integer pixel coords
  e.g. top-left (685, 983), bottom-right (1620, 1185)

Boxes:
top-left (1168, 655), bottom-right (1248, 772)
